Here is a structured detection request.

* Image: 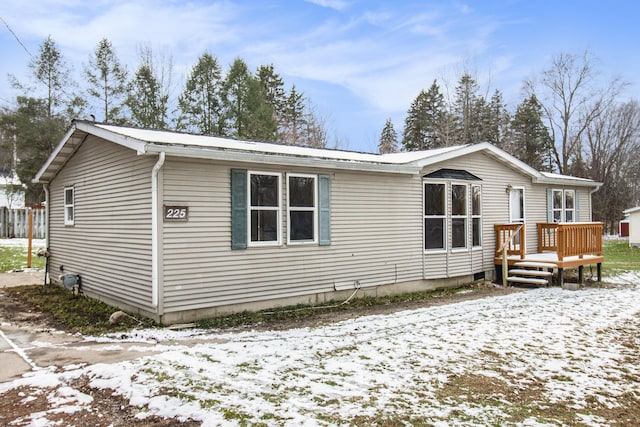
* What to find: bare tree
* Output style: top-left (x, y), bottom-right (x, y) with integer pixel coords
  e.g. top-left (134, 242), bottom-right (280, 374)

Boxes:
top-left (586, 101), bottom-right (640, 232)
top-left (525, 51), bottom-right (626, 174)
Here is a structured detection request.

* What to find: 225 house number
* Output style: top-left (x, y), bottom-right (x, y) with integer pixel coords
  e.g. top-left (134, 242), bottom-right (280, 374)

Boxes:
top-left (164, 206), bottom-right (188, 221)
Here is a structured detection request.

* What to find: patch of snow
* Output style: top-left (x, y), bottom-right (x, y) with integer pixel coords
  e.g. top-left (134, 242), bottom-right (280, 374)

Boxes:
top-left (2, 271), bottom-right (639, 425)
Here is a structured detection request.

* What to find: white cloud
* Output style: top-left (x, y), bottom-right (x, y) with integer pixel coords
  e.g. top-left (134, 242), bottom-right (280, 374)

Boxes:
top-left (304, 0), bottom-right (350, 11)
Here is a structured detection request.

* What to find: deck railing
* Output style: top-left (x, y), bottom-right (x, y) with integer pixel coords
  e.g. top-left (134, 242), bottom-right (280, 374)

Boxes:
top-left (537, 222), bottom-right (603, 260)
top-left (494, 223), bottom-right (526, 259)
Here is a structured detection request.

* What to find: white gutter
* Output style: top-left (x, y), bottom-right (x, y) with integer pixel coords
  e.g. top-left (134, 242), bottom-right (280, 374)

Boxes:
top-left (151, 152), bottom-right (165, 310)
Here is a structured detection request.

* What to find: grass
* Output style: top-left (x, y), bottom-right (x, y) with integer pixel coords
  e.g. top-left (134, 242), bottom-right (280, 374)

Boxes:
top-left (602, 239), bottom-right (640, 273)
top-left (194, 286), bottom-right (468, 330)
top-left (0, 244), bottom-right (46, 271)
top-left (0, 238), bottom-right (637, 334)
top-left (4, 284), bottom-right (154, 334)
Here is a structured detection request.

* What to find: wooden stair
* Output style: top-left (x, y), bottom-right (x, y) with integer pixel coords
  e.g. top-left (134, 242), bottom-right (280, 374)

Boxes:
top-left (507, 261), bottom-right (556, 287)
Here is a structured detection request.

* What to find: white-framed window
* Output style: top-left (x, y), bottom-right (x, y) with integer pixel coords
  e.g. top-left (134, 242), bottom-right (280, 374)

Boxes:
top-left (552, 189), bottom-right (575, 222)
top-left (509, 187), bottom-right (525, 223)
top-left (471, 184), bottom-right (482, 247)
top-left (424, 182), bottom-right (446, 251)
top-left (248, 172), bottom-right (281, 245)
top-left (64, 187), bottom-right (74, 226)
top-left (451, 184), bottom-right (467, 249)
top-left (287, 173), bottom-right (317, 244)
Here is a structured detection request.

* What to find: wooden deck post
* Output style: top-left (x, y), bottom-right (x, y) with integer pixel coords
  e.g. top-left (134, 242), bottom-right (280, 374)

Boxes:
top-left (597, 263), bottom-right (602, 283)
top-left (27, 209), bottom-right (33, 268)
top-left (578, 265), bottom-right (583, 285)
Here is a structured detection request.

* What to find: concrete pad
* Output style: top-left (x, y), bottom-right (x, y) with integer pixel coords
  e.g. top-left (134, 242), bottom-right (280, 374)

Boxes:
top-left (0, 351), bottom-right (33, 382)
top-left (0, 271), bottom-right (44, 288)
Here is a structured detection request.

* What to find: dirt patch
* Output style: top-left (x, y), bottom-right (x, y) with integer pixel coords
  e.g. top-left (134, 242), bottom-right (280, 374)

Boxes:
top-left (0, 379), bottom-right (201, 427)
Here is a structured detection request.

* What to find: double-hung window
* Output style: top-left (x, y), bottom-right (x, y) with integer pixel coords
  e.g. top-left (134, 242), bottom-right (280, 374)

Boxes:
top-left (424, 183), bottom-right (446, 250)
top-left (287, 174), bottom-right (317, 243)
top-left (231, 169), bottom-right (330, 249)
top-left (552, 189), bottom-right (575, 222)
top-left (451, 184), bottom-right (467, 249)
top-left (64, 187), bottom-right (74, 226)
top-left (249, 172), bottom-right (281, 245)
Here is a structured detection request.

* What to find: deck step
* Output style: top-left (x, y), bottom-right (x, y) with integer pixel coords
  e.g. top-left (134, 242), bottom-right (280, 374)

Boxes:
top-left (513, 261), bottom-right (557, 269)
top-left (507, 276), bottom-right (549, 286)
top-left (508, 269), bottom-right (553, 277)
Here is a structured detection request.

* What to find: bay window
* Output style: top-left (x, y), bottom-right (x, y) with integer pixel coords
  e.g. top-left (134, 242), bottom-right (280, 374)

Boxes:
top-left (424, 183), bottom-right (446, 250)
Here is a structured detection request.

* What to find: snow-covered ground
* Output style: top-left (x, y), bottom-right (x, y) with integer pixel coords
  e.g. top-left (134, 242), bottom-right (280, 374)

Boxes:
top-left (0, 238), bottom-right (45, 247)
top-left (2, 272), bottom-right (640, 426)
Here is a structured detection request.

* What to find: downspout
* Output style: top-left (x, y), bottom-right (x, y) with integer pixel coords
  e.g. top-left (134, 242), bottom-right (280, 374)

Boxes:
top-left (151, 152), bottom-right (165, 311)
top-left (43, 184), bottom-right (50, 249)
top-left (43, 184), bottom-right (50, 285)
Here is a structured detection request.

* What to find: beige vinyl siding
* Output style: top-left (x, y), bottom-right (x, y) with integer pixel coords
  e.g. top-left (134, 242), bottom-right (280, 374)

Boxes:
top-left (161, 159), bottom-right (424, 312)
top-left (48, 137), bottom-right (156, 311)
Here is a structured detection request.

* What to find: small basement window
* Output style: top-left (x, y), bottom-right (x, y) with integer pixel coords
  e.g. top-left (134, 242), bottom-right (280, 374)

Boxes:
top-left (64, 187), bottom-right (74, 225)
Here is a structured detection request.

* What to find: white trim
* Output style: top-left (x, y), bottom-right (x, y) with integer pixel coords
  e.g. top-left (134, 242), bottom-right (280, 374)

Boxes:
top-left (286, 173), bottom-right (318, 245)
top-left (451, 183), bottom-right (468, 249)
top-left (248, 171), bottom-right (282, 247)
top-left (509, 186), bottom-right (526, 223)
top-left (63, 187), bottom-right (74, 226)
top-left (552, 188), bottom-right (576, 223)
top-left (471, 184), bottom-right (482, 248)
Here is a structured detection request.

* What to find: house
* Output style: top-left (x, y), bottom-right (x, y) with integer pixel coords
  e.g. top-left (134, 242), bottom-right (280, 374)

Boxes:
top-left (34, 121), bottom-right (604, 324)
top-left (623, 207), bottom-right (640, 247)
top-left (0, 171), bottom-right (25, 209)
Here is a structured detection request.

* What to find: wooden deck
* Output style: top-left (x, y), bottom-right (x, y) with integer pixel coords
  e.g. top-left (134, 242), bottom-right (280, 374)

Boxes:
top-left (494, 222), bottom-right (604, 286)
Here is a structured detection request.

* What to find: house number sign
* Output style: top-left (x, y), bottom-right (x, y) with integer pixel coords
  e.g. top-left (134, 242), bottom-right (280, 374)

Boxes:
top-left (164, 206), bottom-right (189, 221)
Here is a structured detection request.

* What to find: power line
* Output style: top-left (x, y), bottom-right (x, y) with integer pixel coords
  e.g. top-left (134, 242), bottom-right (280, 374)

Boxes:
top-left (0, 15), bottom-right (35, 60)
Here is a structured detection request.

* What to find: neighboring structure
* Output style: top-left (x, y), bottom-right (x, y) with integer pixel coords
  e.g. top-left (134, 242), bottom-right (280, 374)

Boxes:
top-left (0, 172), bottom-right (25, 209)
top-left (34, 121), bottom-right (604, 324)
top-left (623, 207), bottom-right (640, 247)
top-left (619, 214), bottom-right (630, 238)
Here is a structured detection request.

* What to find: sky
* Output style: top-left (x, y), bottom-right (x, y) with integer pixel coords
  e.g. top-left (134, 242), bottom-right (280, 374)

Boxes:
top-left (1, 0), bottom-right (639, 153)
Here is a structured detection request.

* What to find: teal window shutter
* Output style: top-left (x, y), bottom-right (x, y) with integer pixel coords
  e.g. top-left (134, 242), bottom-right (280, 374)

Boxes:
top-left (231, 169), bottom-right (248, 249)
top-left (318, 174), bottom-right (331, 245)
top-left (546, 188), bottom-right (553, 223)
top-left (575, 190), bottom-right (580, 221)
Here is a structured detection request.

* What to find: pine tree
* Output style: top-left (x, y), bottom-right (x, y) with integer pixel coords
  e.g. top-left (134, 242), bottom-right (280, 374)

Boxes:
top-left (222, 58), bottom-right (276, 140)
top-left (222, 58), bottom-right (252, 137)
top-left (378, 118), bottom-right (399, 153)
top-left (257, 64), bottom-right (286, 129)
top-left (509, 94), bottom-right (553, 171)
top-left (0, 97), bottom-right (66, 202)
top-left (279, 85), bottom-right (306, 145)
top-left (176, 52), bottom-right (225, 135)
top-left (483, 90), bottom-right (510, 148)
top-left (244, 77), bottom-right (277, 141)
top-left (126, 65), bottom-right (168, 128)
top-left (85, 38), bottom-right (128, 123)
top-left (12, 36), bottom-right (76, 119)
top-left (453, 73), bottom-right (482, 144)
top-left (402, 80), bottom-right (446, 150)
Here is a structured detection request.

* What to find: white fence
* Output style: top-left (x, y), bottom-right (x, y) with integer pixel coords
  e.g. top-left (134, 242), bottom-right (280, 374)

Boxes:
top-left (0, 208), bottom-right (46, 239)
